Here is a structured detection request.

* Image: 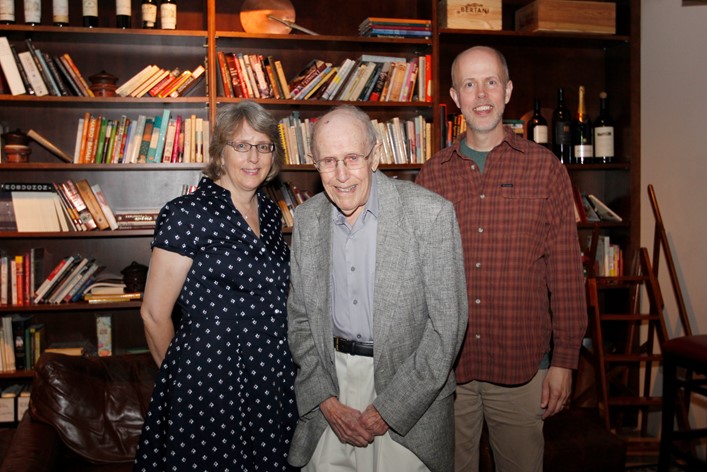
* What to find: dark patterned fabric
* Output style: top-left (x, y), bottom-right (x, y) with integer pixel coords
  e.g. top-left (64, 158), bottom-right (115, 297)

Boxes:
top-left (134, 177), bottom-right (296, 471)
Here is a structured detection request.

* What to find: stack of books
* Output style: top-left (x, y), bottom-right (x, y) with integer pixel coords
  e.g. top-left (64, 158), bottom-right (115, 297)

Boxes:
top-left (358, 17), bottom-right (432, 39)
top-left (0, 36), bottom-right (93, 97)
top-left (115, 63), bottom-right (205, 98)
top-left (0, 248), bottom-right (52, 306)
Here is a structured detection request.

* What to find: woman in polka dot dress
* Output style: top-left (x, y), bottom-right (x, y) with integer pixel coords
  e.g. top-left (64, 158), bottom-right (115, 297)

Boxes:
top-left (134, 101), bottom-right (297, 471)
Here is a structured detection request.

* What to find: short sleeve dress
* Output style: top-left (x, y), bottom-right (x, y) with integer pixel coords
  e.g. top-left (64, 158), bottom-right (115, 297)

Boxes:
top-left (134, 177), bottom-right (297, 471)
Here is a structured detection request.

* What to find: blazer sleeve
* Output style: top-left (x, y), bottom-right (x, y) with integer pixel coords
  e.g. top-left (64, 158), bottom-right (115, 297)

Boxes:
top-left (373, 198), bottom-right (468, 435)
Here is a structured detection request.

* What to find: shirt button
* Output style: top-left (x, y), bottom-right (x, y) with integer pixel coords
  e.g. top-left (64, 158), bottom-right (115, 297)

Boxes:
top-left (353, 299), bottom-right (358, 305)
top-left (480, 194), bottom-right (485, 199)
top-left (356, 334), bottom-right (362, 339)
top-left (475, 299), bottom-right (481, 304)
top-left (475, 262), bottom-right (481, 268)
top-left (475, 334), bottom-right (481, 339)
top-left (351, 266), bottom-right (355, 272)
top-left (478, 227), bottom-right (484, 233)
top-left (470, 164), bottom-right (476, 170)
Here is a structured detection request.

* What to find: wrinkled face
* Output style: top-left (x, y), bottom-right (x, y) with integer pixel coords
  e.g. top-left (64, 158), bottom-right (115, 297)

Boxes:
top-left (450, 48), bottom-right (513, 137)
top-left (313, 111), bottom-right (379, 225)
top-left (217, 121), bottom-right (274, 195)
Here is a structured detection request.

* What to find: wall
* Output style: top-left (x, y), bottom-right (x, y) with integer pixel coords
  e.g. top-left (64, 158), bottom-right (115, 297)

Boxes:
top-left (641, 0), bottom-right (707, 453)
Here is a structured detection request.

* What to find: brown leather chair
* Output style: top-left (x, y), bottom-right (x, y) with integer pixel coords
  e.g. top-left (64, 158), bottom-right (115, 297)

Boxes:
top-left (0, 352), bottom-right (157, 472)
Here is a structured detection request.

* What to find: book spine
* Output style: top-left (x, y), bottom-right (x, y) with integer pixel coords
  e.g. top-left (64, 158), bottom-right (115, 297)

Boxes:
top-left (0, 37), bottom-right (26, 95)
top-left (9, 44), bottom-right (34, 95)
top-left (60, 181), bottom-right (97, 230)
top-left (75, 179), bottom-right (109, 230)
top-left (17, 51), bottom-right (48, 96)
top-left (52, 55), bottom-right (82, 96)
top-left (24, 40), bottom-right (59, 96)
top-left (170, 65), bottom-right (205, 98)
top-left (217, 51), bottom-right (233, 98)
top-left (42, 52), bottom-right (70, 96)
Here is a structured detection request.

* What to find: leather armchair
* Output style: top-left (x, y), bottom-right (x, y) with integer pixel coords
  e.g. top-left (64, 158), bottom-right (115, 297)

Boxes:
top-left (0, 352), bottom-right (157, 472)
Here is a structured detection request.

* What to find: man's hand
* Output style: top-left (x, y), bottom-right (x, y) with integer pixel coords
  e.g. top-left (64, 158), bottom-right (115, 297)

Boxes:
top-left (360, 404), bottom-right (389, 436)
top-left (320, 397), bottom-right (374, 447)
top-left (540, 366), bottom-right (572, 419)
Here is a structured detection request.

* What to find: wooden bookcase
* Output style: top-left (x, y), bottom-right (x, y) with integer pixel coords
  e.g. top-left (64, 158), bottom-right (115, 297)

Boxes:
top-left (0, 0), bottom-right (640, 382)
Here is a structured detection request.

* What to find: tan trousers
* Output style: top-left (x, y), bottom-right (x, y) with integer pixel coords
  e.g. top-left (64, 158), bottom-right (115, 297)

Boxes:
top-left (454, 369), bottom-right (547, 472)
top-left (303, 351), bottom-right (429, 472)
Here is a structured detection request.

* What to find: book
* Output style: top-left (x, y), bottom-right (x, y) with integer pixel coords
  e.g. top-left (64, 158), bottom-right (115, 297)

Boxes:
top-left (61, 261), bottom-right (102, 303)
top-left (273, 60), bottom-right (290, 99)
top-left (587, 194), bottom-right (623, 222)
top-left (24, 39), bottom-right (57, 96)
top-left (75, 179), bottom-right (110, 230)
top-left (116, 64), bottom-right (158, 97)
top-left (152, 109), bottom-right (171, 163)
top-left (44, 256), bottom-right (91, 304)
top-left (42, 52), bottom-right (70, 96)
top-left (27, 323), bottom-right (45, 367)
top-left (169, 64), bottom-right (205, 97)
top-left (33, 255), bottom-right (80, 303)
top-left (81, 115), bottom-right (100, 163)
top-left (16, 50), bottom-right (48, 96)
top-left (8, 44), bottom-right (34, 95)
top-left (132, 67), bottom-right (169, 98)
top-left (44, 341), bottom-right (93, 356)
top-left (148, 67), bottom-right (180, 97)
top-left (0, 37), bottom-right (25, 95)
top-left (11, 314), bottom-right (31, 370)
top-left (96, 315), bottom-right (112, 357)
top-left (217, 51), bottom-right (233, 98)
top-left (90, 184), bottom-right (118, 230)
top-left (83, 281), bottom-right (126, 295)
top-left (84, 292), bottom-right (142, 303)
top-left (58, 180), bottom-right (98, 230)
top-left (10, 191), bottom-right (63, 232)
top-left (159, 69), bottom-right (191, 98)
top-left (61, 53), bottom-right (94, 97)
top-left (137, 118), bottom-right (155, 163)
top-left (52, 55), bottom-right (82, 96)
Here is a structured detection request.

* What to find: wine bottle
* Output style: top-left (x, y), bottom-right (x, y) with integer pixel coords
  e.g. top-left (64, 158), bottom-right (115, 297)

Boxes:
top-left (116, 0), bottom-right (131, 28)
top-left (527, 98), bottom-right (549, 148)
top-left (552, 87), bottom-right (572, 164)
top-left (593, 91), bottom-right (615, 163)
top-left (160, 0), bottom-right (176, 30)
top-left (141, 0), bottom-right (157, 28)
top-left (571, 85), bottom-right (593, 164)
top-left (23, 0), bottom-right (41, 26)
top-left (82, 0), bottom-right (98, 27)
top-left (52, 0), bottom-right (69, 26)
top-left (0, 0), bottom-right (16, 24)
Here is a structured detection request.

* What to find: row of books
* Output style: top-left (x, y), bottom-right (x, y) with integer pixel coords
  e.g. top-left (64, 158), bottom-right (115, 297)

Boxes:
top-left (278, 112), bottom-right (432, 166)
top-left (358, 17), bottom-right (432, 39)
top-left (263, 181), bottom-right (313, 229)
top-left (72, 111), bottom-right (210, 165)
top-left (0, 179), bottom-right (118, 232)
top-left (0, 315), bottom-right (40, 372)
top-left (217, 52), bottom-right (289, 100)
top-left (585, 234), bottom-right (623, 277)
top-left (116, 63), bottom-right (205, 98)
top-left (0, 248), bottom-right (51, 306)
top-left (0, 37), bottom-right (93, 97)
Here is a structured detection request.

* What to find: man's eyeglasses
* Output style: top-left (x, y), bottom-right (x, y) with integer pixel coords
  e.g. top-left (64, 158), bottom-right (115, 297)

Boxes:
top-left (226, 141), bottom-right (275, 154)
top-left (313, 146), bottom-right (375, 173)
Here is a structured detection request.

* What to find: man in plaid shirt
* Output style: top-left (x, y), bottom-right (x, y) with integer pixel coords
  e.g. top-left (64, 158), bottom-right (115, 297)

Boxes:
top-left (416, 46), bottom-right (587, 472)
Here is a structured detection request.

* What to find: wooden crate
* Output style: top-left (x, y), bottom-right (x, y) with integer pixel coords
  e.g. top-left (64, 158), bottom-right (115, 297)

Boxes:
top-left (515, 0), bottom-right (616, 34)
top-left (439, 0), bottom-right (502, 31)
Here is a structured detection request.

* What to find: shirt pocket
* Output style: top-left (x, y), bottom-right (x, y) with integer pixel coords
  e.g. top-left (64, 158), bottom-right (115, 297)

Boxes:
top-left (498, 185), bottom-right (549, 237)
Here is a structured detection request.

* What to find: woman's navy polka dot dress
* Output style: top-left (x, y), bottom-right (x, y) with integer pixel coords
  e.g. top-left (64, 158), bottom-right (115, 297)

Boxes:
top-left (134, 178), bottom-right (297, 471)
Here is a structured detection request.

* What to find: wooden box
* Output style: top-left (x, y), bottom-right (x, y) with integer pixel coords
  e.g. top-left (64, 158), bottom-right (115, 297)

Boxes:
top-left (439, 0), bottom-right (502, 31)
top-left (515, 0), bottom-right (616, 34)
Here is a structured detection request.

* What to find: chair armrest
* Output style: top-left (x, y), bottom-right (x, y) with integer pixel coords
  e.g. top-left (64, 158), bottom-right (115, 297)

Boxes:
top-left (0, 411), bottom-right (62, 472)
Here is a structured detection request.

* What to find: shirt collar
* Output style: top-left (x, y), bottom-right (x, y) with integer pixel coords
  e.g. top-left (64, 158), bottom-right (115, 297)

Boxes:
top-left (441, 126), bottom-right (528, 163)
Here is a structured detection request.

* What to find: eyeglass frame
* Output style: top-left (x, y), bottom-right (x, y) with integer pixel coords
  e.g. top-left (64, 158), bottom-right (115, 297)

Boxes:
top-left (226, 141), bottom-right (276, 154)
top-left (312, 144), bottom-right (377, 173)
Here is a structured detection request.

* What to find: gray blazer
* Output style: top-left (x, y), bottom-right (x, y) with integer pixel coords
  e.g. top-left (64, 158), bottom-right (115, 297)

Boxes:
top-left (287, 172), bottom-right (468, 472)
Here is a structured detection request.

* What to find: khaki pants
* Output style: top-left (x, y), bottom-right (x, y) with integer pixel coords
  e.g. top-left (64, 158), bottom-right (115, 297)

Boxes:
top-left (454, 370), bottom-right (547, 472)
top-left (303, 351), bottom-right (429, 472)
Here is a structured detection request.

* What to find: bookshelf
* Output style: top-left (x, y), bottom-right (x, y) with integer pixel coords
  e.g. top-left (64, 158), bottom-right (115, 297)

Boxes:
top-left (0, 0), bottom-right (640, 375)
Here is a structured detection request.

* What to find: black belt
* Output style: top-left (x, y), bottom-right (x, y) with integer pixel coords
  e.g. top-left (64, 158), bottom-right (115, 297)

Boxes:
top-left (334, 337), bottom-right (374, 357)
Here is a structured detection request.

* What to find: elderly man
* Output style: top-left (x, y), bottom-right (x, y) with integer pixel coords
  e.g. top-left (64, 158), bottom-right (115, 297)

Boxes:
top-left (287, 105), bottom-right (468, 472)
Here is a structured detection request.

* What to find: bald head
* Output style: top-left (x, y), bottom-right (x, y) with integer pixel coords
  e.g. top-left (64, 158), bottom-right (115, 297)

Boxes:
top-left (451, 46), bottom-right (510, 90)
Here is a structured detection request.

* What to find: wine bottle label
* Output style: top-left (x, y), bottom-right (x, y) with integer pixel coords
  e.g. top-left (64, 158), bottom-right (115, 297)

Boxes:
top-left (116, 0), bottom-right (131, 16)
top-left (24, 0), bottom-right (41, 23)
top-left (82, 0), bottom-right (98, 16)
top-left (554, 122), bottom-right (571, 145)
top-left (53, 0), bottom-right (69, 23)
top-left (533, 125), bottom-right (548, 144)
top-left (594, 126), bottom-right (614, 158)
top-left (574, 144), bottom-right (593, 162)
top-left (142, 4), bottom-right (157, 25)
top-left (0, 0), bottom-right (15, 22)
top-left (160, 3), bottom-right (176, 29)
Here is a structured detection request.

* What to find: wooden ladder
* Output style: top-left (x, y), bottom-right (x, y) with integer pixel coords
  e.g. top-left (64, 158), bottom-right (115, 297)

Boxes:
top-left (585, 246), bottom-right (670, 461)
